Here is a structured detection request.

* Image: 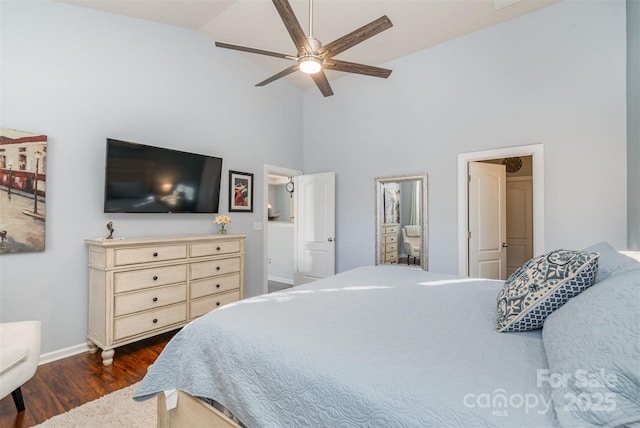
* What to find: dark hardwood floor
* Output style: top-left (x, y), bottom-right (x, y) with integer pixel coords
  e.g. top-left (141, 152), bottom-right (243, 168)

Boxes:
top-left (0, 330), bottom-right (178, 428)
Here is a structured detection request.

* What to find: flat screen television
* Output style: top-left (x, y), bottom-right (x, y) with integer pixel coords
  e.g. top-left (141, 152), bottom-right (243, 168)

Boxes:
top-left (104, 139), bottom-right (223, 213)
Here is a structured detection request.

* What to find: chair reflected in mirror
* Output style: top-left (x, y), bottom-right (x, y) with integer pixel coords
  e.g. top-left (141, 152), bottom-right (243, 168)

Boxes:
top-left (402, 225), bottom-right (421, 265)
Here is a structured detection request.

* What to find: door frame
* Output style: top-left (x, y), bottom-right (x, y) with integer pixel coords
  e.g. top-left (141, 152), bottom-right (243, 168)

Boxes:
top-left (457, 144), bottom-right (545, 276)
top-left (263, 164), bottom-right (302, 295)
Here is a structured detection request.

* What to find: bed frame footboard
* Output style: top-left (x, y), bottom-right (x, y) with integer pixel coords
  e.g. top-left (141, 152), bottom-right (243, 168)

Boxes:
top-left (157, 390), bottom-right (241, 428)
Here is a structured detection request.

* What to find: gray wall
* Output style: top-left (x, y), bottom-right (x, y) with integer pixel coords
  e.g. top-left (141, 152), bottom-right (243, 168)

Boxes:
top-left (629, 0), bottom-right (640, 250)
top-left (303, 0), bottom-right (629, 274)
top-left (0, 0), bottom-right (303, 354)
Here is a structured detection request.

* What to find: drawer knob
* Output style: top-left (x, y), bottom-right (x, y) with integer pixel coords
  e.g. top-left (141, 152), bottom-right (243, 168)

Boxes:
top-left (153, 276), bottom-right (158, 281)
top-left (216, 302), bottom-right (221, 306)
top-left (216, 284), bottom-right (221, 288)
top-left (216, 246), bottom-right (221, 251)
top-left (152, 297), bottom-right (158, 302)
top-left (216, 266), bottom-right (221, 271)
top-left (153, 252), bottom-right (158, 257)
top-left (152, 318), bottom-right (158, 323)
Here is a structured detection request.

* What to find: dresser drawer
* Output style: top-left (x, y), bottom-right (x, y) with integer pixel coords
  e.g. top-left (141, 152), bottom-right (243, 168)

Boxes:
top-left (385, 242), bottom-right (398, 253)
top-left (383, 235), bottom-right (397, 244)
top-left (191, 240), bottom-right (240, 258)
top-left (382, 225), bottom-right (398, 234)
top-left (190, 291), bottom-right (240, 319)
top-left (383, 252), bottom-right (398, 262)
top-left (114, 283), bottom-right (187, 317)
top-left (190, 273), bottom-right (240, 299)
top-left (190, 257), bottom-right (241, 280)
top-left (114, 303), bottom-right (186, 341)
top-left (114, 244), bottom-right (187, 266)
top-left (114, 265), bottom-right (187, 293)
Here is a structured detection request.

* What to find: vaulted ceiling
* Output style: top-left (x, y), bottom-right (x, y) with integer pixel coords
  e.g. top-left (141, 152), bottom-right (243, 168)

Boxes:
top-left (55, 0), bottom-right (562, 89)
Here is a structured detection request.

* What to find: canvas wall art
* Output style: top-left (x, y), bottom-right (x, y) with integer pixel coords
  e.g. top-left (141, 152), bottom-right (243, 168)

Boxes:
top-left (0, 128), bottom-right (47, 254)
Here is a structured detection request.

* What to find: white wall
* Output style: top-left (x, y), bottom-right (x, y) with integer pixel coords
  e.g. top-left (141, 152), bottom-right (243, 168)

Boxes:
top-left (0, 0), bottom-right (303, 354)
top-left (302, 0), bottom-right (628, 274)
top-left (628, 0), bottom-right (640, 250)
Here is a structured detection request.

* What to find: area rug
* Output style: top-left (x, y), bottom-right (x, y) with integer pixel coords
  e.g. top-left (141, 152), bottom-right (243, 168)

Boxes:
top-left (35, 383), bottom-right (156, 428)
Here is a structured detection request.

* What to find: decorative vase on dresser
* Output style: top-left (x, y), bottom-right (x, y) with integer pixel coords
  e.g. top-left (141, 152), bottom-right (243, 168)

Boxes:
top-left (85, 234), bottom-right (246, 365)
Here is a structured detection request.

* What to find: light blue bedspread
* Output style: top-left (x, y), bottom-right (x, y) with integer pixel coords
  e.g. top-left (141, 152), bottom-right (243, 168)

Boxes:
top-left (134, 266), bottom-right (558, 427)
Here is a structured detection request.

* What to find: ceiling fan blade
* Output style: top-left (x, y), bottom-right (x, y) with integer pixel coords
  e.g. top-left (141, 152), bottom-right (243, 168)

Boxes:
top-left (255, 64), bottom-right (300, 87)
top-left (215, 42), bottom-right (293, 60)
top-left (318, 15), bottom-right (393, 58)
top-left (272, 0), bottom-right (312, 54)
top-left (310, 70), bottom-right (334, 97)
top-left (325, 59), bottom-right (392, 79)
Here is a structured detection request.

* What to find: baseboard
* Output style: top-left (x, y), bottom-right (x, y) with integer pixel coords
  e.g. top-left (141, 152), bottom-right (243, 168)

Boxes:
top-left (39, 342), bottom-right (89, 366)
top-left (268, 275), bottom-right (293, 284)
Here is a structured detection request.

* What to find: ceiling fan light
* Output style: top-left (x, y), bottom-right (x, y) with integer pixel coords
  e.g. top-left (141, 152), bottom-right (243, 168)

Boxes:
top-left (299, 57), bottom-right (322, 74)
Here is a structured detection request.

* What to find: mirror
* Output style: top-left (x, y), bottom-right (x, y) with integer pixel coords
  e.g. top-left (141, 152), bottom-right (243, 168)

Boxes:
top-left (375, 174), bottom-right (428, 270)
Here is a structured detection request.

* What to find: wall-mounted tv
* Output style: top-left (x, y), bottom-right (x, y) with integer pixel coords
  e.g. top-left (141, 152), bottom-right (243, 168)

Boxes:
top-left (104, 139), bottom-right (223, 213)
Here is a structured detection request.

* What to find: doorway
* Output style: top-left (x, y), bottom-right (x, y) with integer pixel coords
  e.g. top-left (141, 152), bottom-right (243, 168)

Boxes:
top-left (263, 165), bottom-right (301, 294)
top-left (262, 166), bottom-right (337, 294)
top-left (457, 144), bottom-right (545, 278)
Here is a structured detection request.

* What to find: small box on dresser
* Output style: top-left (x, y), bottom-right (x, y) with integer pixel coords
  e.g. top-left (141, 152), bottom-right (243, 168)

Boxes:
top-left (86, 234), bottom-right (246, 365)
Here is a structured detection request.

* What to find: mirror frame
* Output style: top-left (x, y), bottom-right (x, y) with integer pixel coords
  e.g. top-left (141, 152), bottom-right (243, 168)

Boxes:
top-left (375, 173), bottom-right (428, 270)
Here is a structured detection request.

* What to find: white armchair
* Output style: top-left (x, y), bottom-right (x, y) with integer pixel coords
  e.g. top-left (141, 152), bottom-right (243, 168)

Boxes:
top-left (0, 320), bottom-right (41, 412)
top-left (402, 225), bottom-right (421, 265)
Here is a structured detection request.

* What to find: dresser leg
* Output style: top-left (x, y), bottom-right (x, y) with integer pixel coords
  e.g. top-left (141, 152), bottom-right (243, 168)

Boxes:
top-left (101, 349), bottom-right (115, 366)
top-left (87, 340), bottom-right (98, 354)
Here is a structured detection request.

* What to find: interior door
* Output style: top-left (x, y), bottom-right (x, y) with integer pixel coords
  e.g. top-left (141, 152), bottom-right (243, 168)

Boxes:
top-left (295, 172), bottom-right (336, 284)
top-left (468, 162), bottom-right (507, 279)
top-left (506, 177), bottom-right (533, 276)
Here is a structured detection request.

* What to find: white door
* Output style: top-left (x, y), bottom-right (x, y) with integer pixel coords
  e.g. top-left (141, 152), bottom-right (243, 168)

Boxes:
top-left (468, 162), bottom-right (507, 280)
top-left (295, 172), bottom-right (336, 284)
top-left (506, 177), bottom-right (533, 276)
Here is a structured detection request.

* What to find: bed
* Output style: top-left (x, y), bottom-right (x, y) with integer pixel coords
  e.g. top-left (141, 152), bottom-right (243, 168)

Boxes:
top-left (134, 242), bottom-right (640, 427)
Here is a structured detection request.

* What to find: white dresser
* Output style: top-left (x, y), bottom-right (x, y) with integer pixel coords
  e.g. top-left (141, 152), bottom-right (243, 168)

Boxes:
top-left (380, 223), bottom-right (399, 263)
top-left (86, 234), bottom-right (246, 365)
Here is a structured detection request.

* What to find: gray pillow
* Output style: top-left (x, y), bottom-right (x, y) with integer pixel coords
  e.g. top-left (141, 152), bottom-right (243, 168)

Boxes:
top-left (583, 242), bottom-right (640, 282)
top-left (542, 269), bottom-right (640, 427)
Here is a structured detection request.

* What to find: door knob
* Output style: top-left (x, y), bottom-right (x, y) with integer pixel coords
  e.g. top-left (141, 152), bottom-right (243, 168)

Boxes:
top-left (328, 237), bottom-right (334, 242)
top-left (502, 242), bottom-right (509, 248)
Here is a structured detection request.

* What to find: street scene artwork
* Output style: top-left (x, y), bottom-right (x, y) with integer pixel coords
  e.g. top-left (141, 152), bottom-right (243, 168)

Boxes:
top-left (0, 128), bottom-right (47, 254)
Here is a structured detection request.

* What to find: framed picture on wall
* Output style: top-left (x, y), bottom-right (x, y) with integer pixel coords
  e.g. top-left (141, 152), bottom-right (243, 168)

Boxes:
top-left (0, 128), bottom-right (48, 254)
top-left (229, 170), bottom-right (253, 212)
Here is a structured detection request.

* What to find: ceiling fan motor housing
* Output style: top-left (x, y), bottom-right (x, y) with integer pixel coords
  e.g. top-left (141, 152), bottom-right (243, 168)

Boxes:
top-left (306, 37), bottom-right (321, 54)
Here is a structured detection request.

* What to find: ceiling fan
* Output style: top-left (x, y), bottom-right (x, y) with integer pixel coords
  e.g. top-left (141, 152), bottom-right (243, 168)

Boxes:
top-left (215, 0), bottom-right (393, 97)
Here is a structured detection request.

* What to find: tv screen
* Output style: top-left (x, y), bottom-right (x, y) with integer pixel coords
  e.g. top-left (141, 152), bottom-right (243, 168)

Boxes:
top-left (104, 139), bottom-right (223, 213)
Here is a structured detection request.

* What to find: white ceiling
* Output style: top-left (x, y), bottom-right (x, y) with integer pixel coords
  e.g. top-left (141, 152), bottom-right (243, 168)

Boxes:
top-left (55, 0), bottom-right (562, 89)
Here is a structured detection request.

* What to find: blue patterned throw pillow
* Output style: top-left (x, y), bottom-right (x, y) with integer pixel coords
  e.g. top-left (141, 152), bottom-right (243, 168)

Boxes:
top-left (496, 249), bottom-right (599, 332)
